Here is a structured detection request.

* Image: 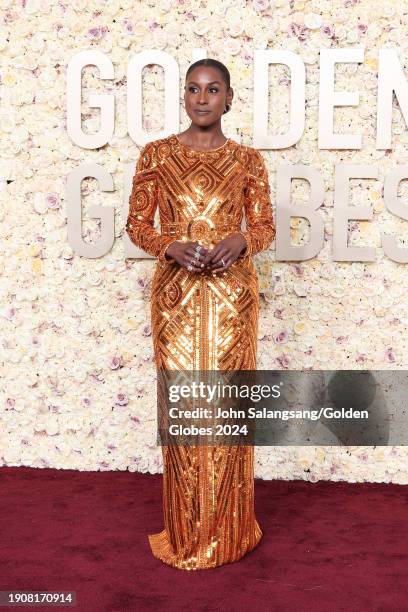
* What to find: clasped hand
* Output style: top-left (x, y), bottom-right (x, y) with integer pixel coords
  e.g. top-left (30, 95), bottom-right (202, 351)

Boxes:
top-left (165, 233), bottom-right (247, 273)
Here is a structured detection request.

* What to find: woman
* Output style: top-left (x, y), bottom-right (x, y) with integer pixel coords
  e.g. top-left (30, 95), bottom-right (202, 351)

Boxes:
top-left (126, 59), bottom-right (275, 570)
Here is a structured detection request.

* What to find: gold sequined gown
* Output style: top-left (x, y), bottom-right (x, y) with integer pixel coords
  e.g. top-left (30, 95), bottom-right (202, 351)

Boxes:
top-left (126, 133), bottom-right (275, 570)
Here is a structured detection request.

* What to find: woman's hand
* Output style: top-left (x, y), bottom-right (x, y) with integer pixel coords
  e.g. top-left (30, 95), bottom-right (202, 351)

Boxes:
top-left (205, 233), bottom-right (247, 273)
top-left (165, 240), bottom-right (210, 272)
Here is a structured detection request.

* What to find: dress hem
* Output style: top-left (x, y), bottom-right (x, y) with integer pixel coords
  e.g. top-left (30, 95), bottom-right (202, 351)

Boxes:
top-left (148, 522), bottom-right (263, 571)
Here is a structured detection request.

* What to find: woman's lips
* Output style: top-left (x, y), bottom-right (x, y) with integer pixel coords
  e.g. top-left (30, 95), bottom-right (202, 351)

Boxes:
top-left (194, 110), bottom-right (211, 114)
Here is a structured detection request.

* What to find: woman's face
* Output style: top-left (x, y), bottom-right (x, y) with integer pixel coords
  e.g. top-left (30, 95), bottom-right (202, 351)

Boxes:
top-left (183, 65), bottom-right (232, 127)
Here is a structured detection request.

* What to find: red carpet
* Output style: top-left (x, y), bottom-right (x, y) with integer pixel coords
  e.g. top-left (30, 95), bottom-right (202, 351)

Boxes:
top-left (0, 466), bottom-right (406, 611)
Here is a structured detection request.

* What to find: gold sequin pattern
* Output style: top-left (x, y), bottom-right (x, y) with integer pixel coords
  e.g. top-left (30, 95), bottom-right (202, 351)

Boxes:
top-left (126, 134), bottom-right (275, 570)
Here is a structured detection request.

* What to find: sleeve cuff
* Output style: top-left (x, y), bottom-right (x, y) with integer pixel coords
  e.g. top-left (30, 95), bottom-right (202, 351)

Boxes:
top-left (158, 239), bottom-right (178, 266)
top-left (237, 231), bottom-right (252, 259)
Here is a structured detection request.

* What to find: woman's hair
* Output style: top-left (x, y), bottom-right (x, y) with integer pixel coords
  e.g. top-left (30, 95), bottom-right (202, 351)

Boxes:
top-left (185, 58), bottom-right (231, 91)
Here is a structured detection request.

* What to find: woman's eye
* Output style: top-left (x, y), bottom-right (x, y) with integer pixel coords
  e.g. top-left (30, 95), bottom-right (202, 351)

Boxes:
top-left (188, 87), bottom-right (219, 93)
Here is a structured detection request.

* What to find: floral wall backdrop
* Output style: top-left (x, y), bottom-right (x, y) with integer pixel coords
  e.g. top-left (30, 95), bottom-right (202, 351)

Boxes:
top-left (1, 0), bottom-right (407, 483)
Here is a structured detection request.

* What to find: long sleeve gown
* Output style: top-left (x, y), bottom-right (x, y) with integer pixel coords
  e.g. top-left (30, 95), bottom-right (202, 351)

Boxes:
top-left (126, 133), bottom-right (275, 570)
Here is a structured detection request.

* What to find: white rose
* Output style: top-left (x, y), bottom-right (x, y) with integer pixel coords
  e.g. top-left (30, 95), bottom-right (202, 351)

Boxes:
top-left (132, 26), bottom-right (147, 39)
top-left (226, 7), bottom-right (243, 24)
top-left (224, 38), bottom-right (241, 56)
top-left (346, 29), bottom-right (359, 44)
top-left (332, 9), bottom-right (348, 23)
top-left (118, 36), bottom-right (131, 49)
top-left (158, 0), bottom-right (172, 12)
top-left (252, 36), bottom-right (268, 50)
top-left (25, 0), bottom-right (46, 14)
top-left (105, 0), bottom-right (121, 15)
top-left (194, 17), bottom-right (210, 36)
top-left (293, 281), bottom-right (309, 297)
top-left (304, 13), bottom-right (322, 29)
top-left (30, 34), bottom-right (46, 52)
top-left (152, 30), bottom-right (168, 49)
top-left (303, 49), bottom-right (318, 64)
top-left (15, 53), bottom-right (38, 70)
top-left (228, 21), bottom-right (245, 37)
top-left (382, 1), bottom-right (395, 17)
top-left (77, 320), bottom-right (94, 336)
